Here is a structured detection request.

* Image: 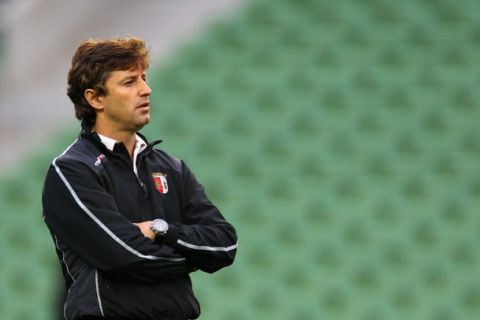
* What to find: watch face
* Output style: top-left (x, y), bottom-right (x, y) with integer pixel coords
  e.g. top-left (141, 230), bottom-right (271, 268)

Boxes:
top-left (152, 219), bottom-right (168, 235)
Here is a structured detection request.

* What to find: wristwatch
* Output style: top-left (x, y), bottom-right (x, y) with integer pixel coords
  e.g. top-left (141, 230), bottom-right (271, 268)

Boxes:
top-left (150, 219), bottom-right (169, 236)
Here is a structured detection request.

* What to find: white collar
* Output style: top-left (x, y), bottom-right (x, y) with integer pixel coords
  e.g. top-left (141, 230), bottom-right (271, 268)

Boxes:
top-left (97, 133), bottom-right (148, 176)
top-left (97, 133), bottom-right (147, 153)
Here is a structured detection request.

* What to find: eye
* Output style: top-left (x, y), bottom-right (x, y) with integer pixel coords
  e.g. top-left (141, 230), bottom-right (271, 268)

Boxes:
top-left (124, 79), bottom-right (135, 86)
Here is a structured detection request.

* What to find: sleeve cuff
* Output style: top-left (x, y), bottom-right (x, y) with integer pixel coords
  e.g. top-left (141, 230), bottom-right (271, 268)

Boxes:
top-left (163, 224), bottom-right (180, 247)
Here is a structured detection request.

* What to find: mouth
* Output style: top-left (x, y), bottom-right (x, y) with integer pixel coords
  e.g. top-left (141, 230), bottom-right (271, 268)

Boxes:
top-left (137, 101), bottom-right (150, 109)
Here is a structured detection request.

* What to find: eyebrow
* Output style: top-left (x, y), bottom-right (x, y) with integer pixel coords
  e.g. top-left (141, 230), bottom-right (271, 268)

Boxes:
top-left (118, 72), bottom-right (147, 83)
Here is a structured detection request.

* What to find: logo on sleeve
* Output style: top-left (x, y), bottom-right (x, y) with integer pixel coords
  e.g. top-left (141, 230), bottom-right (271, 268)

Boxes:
top-left (152, 172), bottom-right (168, 194)
top-left (95, 154), bottom-right (105, 166)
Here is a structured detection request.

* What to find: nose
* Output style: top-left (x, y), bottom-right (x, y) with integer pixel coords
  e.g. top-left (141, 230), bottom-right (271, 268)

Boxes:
top-left (140, 79), bottom-right (152, 96)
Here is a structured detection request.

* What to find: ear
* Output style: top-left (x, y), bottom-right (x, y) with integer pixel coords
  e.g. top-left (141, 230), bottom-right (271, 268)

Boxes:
top-left (84, 89), bottom-right (104, 111)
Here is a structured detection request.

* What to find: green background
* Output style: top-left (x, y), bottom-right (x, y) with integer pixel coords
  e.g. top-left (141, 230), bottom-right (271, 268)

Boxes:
top-left (1, 0), bottom-right (480, 319)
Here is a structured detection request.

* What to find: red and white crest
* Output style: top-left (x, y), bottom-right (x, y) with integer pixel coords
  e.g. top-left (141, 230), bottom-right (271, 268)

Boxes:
top-left (152, 172), bottom-right (168, 194)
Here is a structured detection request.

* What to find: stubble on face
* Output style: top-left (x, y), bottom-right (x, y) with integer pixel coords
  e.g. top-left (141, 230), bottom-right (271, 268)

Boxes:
top-left (99, 67), bottom-right (152, 134)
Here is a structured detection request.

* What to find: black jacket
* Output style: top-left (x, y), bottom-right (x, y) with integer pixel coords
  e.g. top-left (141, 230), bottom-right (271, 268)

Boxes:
top-left (42, 124), bottom-right (238, 319)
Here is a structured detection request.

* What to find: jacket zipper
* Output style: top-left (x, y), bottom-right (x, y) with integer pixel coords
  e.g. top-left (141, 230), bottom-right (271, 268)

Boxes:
top-left (137, 176), bottom-right (148, 199)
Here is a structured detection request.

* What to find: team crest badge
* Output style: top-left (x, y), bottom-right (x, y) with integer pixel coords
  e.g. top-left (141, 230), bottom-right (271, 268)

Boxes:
top-left (152, 172), bottom-right (168, 194)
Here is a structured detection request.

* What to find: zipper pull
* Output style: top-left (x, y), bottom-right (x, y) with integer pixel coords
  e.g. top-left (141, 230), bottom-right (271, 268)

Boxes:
top-left (137, 177), bottom-right (148, 199)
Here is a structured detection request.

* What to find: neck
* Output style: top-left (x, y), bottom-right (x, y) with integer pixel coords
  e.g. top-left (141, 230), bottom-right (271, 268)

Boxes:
top-left (93, 123), bottom-right (137, 158)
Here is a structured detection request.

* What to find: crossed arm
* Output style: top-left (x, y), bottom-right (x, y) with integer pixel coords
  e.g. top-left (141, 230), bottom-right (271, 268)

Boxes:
top-left (43, 157), bottom-right (237, 283)
top-left (134, 160), bottom-right (238, 273)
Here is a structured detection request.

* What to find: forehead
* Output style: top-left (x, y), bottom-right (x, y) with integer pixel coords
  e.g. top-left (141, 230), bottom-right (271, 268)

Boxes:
top-left (106, 66), bottom-right (146, 82)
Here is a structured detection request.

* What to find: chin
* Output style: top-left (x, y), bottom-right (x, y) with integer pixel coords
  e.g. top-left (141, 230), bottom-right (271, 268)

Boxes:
top-left (135, 117), bottom-right (150, 130)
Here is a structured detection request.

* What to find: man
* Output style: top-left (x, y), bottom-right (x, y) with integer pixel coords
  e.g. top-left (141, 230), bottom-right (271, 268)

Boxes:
top-left (42, 37), bottom-right (238, 320)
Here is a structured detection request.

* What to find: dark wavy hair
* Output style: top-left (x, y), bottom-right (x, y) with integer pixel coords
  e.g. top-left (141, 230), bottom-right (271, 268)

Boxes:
top-left (67, 37), bottom-right (150, 126)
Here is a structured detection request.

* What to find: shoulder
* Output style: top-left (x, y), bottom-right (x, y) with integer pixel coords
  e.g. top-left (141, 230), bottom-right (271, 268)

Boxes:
top-left (51, 138), bottom-right (103, 172)
top-left (150, 148), bottom-right (183, 171)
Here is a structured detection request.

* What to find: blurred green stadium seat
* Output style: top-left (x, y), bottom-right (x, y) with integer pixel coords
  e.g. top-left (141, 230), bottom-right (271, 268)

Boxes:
top-left (1, 0), bottom-right (480, 319)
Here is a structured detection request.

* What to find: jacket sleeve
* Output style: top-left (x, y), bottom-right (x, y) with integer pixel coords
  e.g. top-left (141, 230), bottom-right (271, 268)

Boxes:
top-left (42, 157), bottom-right (190, 283)
top-left (163, 160), bottom-right (238, 273)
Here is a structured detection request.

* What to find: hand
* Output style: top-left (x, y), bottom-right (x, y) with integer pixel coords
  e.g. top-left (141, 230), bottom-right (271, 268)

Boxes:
top-left (133, 221), bottom-right (156, 240)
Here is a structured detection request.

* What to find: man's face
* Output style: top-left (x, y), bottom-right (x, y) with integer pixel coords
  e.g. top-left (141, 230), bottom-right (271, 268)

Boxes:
top-left (100, 66), bottom-right (152, 132)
